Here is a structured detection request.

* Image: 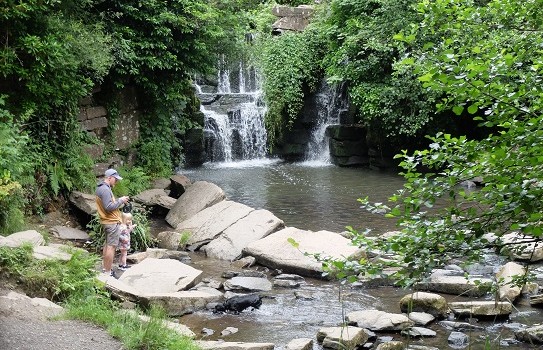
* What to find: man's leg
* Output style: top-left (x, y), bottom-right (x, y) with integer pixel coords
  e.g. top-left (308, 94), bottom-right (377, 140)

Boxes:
top-left (102, 223), bottom-right (120, 274)
top-left (103, 245), bottom-right (115, 272)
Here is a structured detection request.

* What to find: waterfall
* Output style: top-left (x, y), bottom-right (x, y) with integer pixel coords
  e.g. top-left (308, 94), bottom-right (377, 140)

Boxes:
top-left (196, 59), bottom-right (268, 163)
top-left (304, 82), bottom-right (346, 163)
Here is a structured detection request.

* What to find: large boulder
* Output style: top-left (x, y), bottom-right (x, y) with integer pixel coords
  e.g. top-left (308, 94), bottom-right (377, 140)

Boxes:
top-left (346, 310), bottom-right (413, 332)
top-left (399, 292), bottom-right (449, 319)
top-left (243, 227), bottom-right (359, 278)
top-left (0, 230), bottom-right (45, 248)
top-left (118, 258), bottom-right (202, 294)
top-left (203, 209), bottom-right (284, 260)
top-left (177, 200), bottom-right (254, 249)
top-left (165, 181), bottom-right (225, 228)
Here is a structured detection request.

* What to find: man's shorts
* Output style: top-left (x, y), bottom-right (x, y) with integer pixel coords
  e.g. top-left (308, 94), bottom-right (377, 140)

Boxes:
top-left (103, 223), bottom-right (121, 247)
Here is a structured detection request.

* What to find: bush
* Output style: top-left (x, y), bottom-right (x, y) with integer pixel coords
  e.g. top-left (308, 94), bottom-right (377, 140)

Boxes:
top-left (112, 166), bottom-right (151, 197)
top-left (0, 244), bottom-right (99, 301)
top-left (87, 208), bottom-right (155, 254)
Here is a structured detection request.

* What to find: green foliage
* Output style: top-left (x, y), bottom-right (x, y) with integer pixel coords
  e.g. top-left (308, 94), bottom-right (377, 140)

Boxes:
top-left (323, 0), bottom-right (543, 289)
top-left (67, 297), bottom-right (200, 350)
top-left (0, 244), bottom-right (33, 276)
top-left (0, 98), bottom-right (31, 233)
top-left (0, 245), bottom-right (99, 301)
top-left (321, 0), bottom-right (436, 137)
top-left (256, 27), bottom-right (326, 145)
top-left (111, 167), bottom-right (151, 197)
top-left (87, 209), bottom-right (155, 254)
top-left (137, 138), bottom-right (176, 178)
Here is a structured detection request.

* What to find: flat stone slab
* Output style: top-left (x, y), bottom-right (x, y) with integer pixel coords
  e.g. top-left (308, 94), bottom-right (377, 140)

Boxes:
top-left (223, 277), bottom-right (272, 292)
top-left (119, 258), bottom-right (202, 294)
top-left (204, 209), bottom-right (284, 260)
top-left (50, 226), bottom-right (90, 241)
top-left (346, 310), bottom-right (413, 331)
top-left (166, 181), bottom-right (225, 228)
top-left (177, 200), bottom-right (254, 247)
top-left (448, 301), bottom-right (512, 318)
top-left (243, 227), bottom-right (359, 278)
top-left (415, 269), bottom-right (493, 297)
top-left (33, 244), bottom-right (78, 261)
top-left (0, 230), bottom-right (45, 248)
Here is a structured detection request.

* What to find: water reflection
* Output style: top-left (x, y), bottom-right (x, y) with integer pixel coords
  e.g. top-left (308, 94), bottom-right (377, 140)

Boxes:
top-left (182, 161), bottom-right (404, 234)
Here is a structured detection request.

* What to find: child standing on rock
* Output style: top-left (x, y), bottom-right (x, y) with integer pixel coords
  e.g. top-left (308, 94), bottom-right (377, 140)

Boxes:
top-left (118, 212), bottom-right (136, 270)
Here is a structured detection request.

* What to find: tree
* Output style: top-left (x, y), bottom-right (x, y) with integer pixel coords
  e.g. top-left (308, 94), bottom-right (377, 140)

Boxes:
top-left (326, 0), bottom-right (543, 288)
top-left (322, 0), bottom-right (437, 138)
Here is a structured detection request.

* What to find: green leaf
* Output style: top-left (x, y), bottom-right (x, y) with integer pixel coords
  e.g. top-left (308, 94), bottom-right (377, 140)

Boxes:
top-left (452, 106), bottom-right (464, 115)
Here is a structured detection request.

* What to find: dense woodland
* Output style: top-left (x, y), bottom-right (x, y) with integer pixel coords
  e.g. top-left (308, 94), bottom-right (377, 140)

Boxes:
top-left (1, 0), bottom-right (543, 286)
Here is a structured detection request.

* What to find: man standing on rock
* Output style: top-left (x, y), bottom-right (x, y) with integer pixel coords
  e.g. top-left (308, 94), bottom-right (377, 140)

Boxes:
top-left (95, 168), bottom-right (129, 278)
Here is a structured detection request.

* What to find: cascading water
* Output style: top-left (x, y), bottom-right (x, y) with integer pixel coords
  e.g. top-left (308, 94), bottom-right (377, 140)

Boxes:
top-left (196, 57), bottom-right (268, 163)
top-left (304, 81), bottom-right (347, 163)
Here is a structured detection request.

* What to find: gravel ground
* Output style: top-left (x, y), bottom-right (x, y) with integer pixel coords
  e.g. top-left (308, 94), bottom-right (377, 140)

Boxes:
top-left (0, 283), bottom-right (123, 350)
top-left (0, 318), bottom-right (123, 350)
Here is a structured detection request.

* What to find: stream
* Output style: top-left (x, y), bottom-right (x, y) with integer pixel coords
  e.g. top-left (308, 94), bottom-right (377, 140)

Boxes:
top-left (150, 160), bottom-right (543, 349)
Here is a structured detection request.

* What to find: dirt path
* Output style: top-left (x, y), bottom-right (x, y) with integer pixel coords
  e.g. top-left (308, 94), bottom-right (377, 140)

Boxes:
top-left (0, 285), bottom-right (123, 350)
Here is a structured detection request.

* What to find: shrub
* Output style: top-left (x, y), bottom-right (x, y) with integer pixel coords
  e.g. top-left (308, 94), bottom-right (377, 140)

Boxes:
top-left (87, 208), bottom-right (155, 254)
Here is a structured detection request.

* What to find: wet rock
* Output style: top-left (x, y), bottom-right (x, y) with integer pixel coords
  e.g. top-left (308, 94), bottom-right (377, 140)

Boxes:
top-left (399, 292), bottom-right (449, 318)
top-left (529, 293), bottom-right (543, 306)
top-left (415, 269), bottom-right (493, 297)
top-left (221, 327), bottom-right (239, 336)
top-left (231, 256), bottom-right (256, 269)
top-left (223, 276), bottom-right (272, 292)
top-left (272, 279), bottom-right (300, 288)
top-left (317, 326), bottom-right (368, 350)
top-left (401, 326), bottom-right (436, 338)
top-left (274, 274), bottom-right (305, 281)
top-left (447, 331), bottom-right (469, 347)
top-left (222, 270), bottom-right (267, 279)
top-left (496, 261), bottom-right (526, 302)
top-left (407, 312), bottom-right (435, 326)
top-left (284, 338), bottom-right (312, 350)
top-left (294, 291), bottom-right (314, 300)
top-left (347, 310), bottom-right (413, 332)
top-left (438, 320), bottom-right (484, 331)
top-left (515, 324), bottom-right (543, 344)
top-left (202, 328), bottom-right (215, 336)
top-left (448, 301), bottom-right (512, 318)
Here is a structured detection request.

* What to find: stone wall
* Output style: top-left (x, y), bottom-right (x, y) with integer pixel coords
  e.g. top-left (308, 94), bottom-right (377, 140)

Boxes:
top-left (79, 86), bottom-right (140, 176)
top-left (271, 5), bottom-right (315, 35)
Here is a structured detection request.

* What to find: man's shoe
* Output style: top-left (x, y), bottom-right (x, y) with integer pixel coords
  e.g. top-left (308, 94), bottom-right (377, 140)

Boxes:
top-left (109, 270), bottom-right (118, 279)
top-left (118, 264), bottom-right (130, 271)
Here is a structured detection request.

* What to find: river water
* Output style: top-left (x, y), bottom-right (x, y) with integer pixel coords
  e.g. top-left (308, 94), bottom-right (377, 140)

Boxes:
top-left (181, 159), bottom-right (404, 234)
top-left (172, 160), bottom-right (543, 350)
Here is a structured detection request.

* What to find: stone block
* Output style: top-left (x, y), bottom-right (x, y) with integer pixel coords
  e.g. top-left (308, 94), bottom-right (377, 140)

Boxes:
top-left (86, 106), bottom-right (107, 120)
top-left (81, 116), bottom-right (108, 131)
